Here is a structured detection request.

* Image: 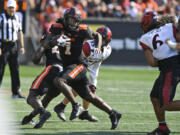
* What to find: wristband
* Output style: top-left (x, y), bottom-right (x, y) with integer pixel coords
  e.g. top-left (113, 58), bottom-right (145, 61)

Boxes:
top-left (166, 40), bottom-right (177, 49)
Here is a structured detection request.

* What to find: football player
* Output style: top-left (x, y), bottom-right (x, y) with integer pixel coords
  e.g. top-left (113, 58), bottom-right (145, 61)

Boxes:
top-left (21, 34), bottom-right (83, 128)
top-left (139, 12), bottom-right (180, 135)
top-left (49, 7), bottom-right (122, 130)
top-left (53, 26), bottom-right (112, 122)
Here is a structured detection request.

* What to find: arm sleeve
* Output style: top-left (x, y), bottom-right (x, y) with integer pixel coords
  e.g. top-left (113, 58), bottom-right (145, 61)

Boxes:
top-left (102, 45), bottom-right (112, 60)
top-left (139, 41), bottom-right (150, 50)
top-left (88, 62), bottom-right (101, 87)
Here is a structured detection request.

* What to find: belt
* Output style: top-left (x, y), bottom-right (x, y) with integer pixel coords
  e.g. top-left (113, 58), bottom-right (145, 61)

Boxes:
top-left (0, 39), bottom-right (17, 43)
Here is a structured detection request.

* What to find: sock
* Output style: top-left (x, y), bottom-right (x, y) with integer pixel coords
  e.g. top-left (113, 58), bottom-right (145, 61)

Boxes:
top-left (109, 109), bottom-right (114, 115)
top-left (159, 122), bottom-right (168, 130)
top-left (29, 113), bottom-right (35, 118)
top-left (72, 102), bottom-right (78, 107)
top-left (61, 101), bottom-right (67, 108)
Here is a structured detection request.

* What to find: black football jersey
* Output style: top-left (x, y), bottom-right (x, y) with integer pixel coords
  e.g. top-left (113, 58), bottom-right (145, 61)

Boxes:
top-left (45, 46), bottom-right (62, 67)
top-left (40, 34), bottom-right (62, 67)
top-left (49, 19), bottom-right (92, 67)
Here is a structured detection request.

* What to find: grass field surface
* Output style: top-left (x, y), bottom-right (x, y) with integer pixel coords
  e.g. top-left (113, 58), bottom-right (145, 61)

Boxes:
top-left (0, 66), bottom-right (180, 135)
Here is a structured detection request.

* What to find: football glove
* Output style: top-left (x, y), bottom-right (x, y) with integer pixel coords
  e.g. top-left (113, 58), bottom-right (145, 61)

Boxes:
top-left (57, 35), bottom-right (71, 47)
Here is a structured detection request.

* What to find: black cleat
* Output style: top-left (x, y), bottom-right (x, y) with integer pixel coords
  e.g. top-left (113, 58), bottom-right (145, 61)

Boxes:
top-left (79, 110), bottom-right (98, 122)
top-left (54, 104), bottom-right (66, 121)
top-left (109, 110), bottom-right (122, 130)
top-left (12, 94), bottom-right (25, 99)
top-left (34, 111), bottom-right (51, 129)
top-left (69, 103), bottom-right (83, 121)
top-left (147, 128), bottom-right (170, 135)
top-left (22, 115), bottom-right (34, 125)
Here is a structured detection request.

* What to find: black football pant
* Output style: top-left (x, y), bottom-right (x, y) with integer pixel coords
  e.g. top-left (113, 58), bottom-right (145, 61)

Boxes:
top-left (0, 42), bottom-right (20, 95)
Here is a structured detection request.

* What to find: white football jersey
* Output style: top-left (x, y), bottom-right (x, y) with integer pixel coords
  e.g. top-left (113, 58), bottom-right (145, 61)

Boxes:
top-left (139, 23), bottom-right (178, 60)
top-left (84, 40), bottom-right (112, 87)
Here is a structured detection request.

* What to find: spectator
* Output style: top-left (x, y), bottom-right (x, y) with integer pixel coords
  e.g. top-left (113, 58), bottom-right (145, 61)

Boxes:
top-left (142, 0), bottom-right (159, 12)
top-left (62, 0), bottom-right (75, 8)
top-left (126, 1), bottom-right (139, 18)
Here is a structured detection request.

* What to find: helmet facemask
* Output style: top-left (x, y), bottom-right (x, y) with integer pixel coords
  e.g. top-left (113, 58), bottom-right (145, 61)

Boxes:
top-left (63, 8), bottom-right (82, 31)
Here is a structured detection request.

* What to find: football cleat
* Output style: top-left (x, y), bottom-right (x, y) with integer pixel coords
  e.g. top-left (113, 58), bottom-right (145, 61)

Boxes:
top-left (69, 103), bottom-right (84, 120)
top-left (54, 103), bottom-right (66, 121)
top-left (12, 94), bottom-right (25, 99)
top-left (147, 128), bottom-right (170, 135)
top-left (79, 110), bottom-right (98, 122)
top-left (22, 115), bottom-right (34, 125)
top-left (34, 111), bottom-right (51, 129)
top-left (109, 110), bottom-right (122, 130)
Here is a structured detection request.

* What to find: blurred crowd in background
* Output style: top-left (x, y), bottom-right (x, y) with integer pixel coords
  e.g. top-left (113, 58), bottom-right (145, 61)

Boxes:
top-left (28, 0), bottom-right (180, 34)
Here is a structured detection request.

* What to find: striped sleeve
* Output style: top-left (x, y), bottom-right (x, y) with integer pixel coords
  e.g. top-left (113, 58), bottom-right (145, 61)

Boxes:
top-left (15, 15), bottom-right (22, 31)
top-left (139, 41), bottom-right (150, 50)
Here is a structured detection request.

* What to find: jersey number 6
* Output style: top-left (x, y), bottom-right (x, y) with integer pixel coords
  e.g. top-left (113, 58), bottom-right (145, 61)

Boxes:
top-left (152, 34), bottom-right (163, 49)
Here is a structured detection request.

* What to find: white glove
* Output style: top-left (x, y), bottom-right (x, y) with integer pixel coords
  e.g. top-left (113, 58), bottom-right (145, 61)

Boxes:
top-left (165, 39), bottom-right (177, 49)
top-left (57, 35), bottom-right (70, 47)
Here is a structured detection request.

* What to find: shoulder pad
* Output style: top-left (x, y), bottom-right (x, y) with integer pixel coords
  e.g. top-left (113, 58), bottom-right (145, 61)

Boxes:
top-left (78, 25), bottom-right (88, 30)
top-left (52, 23), bottom-right (64, 29)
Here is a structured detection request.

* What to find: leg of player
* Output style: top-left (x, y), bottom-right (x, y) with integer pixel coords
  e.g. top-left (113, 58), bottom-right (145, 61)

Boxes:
top-left (53, 77), bottom-right (83, 121)
top-left (84, 92), bottom-right (122, 130)
top-left (163, 100), bottom-right (180, 111)
top-left (26, 91), bottom-right (51, 129)
top-left (78, 99), bottom-right (98, 122)
top-left (22, 89), bottom-right (61, 125)
top-left (54, 89), bottom-right (78, 121)
top-left (148, 97), bottom-right (170, 135)
top-left (148, 73), bottom-right (180, 135)
top-left (79, 85), bottom-right (98, 122)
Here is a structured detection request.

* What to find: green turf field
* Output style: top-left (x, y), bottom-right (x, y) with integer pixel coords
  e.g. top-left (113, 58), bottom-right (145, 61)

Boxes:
top-left (1, 66), bottom-right (180, 135)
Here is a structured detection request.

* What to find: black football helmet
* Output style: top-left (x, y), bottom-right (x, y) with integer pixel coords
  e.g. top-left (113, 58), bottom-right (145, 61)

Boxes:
top-left (96, 26), bottom-right (112, 46)
top-left (63, 7), bottom-right (82, 31)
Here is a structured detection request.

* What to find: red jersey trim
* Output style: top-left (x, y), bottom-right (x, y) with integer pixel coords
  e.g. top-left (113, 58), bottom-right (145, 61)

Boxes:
top-left (172, 25), bottom-right (178, 39)
top-left (139, 41), bottom-right (150, 50)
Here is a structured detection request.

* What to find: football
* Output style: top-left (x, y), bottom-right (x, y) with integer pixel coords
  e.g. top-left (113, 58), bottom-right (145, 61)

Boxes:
top-left (82, 42), bottom-right (91, 57)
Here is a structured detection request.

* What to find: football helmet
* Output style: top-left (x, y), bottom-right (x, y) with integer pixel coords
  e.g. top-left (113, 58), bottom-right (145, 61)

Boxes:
top-left (63, 7), bottom-right (82, 31)
top-left (141, 11), bottom-right (158, 33)
top-left (96, 26), bottom-right (112, 46)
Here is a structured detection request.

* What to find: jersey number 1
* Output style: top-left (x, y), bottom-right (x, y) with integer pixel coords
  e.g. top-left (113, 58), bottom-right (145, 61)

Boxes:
top-left (152, 34), bottom-right (163, 49)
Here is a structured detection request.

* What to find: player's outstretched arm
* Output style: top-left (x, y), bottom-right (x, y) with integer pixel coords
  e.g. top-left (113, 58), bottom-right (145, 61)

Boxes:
top-left (92, 31), bottom-right (102, 49)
